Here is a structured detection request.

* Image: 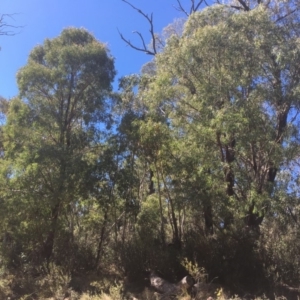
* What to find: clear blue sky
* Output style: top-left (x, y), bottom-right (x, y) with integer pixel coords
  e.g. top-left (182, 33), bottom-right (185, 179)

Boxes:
top-left (0, 0), bottom-right (193, 99)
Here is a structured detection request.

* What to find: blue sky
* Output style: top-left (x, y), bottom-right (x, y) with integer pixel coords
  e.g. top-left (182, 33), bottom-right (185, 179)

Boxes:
top-left (0, 0), bottom-right (191, 99)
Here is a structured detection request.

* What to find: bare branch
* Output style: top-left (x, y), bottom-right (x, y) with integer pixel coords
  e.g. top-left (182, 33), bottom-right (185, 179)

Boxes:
top-left (122, 0), bottom-right (149, 21)
top-left (174, 0), bottom-right (205, 16)
top-left (230, 5), bottom-right (245, 10)
top-left (0, 13), bottom-right (22, 36)
top-left (149, 12), bottom-right (157, 55)
top-left (236, 0), bottom-right (250, 11)
top-left (118, 28), bottom-right (155, 55)
top-left (192, 0), bottom-right (203, 13)
top-left (119, 0), bottom-right (157, 55)
top-left (276, 8), bottom-right (297, 23)
top-left (133, 30), bottom-right (148, 51)
top-left (174, 0), bottom-right (189, 17)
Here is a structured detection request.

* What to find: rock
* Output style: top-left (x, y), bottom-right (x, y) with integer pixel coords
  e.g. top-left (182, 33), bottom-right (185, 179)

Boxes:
top-left (150, 271), bottom-right (178, 294)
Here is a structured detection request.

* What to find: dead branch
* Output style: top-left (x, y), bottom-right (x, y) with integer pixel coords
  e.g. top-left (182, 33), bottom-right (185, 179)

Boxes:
top-left (276, 8), bottom-right (297, 23)
top-left (191, 0), bottom-right (205, 12)
top-left (229, 5), bottom-right (245, 10)
top-left (119, 0), bottom-right (157, 55)
top-left (236, 0), bottom-right (250, 11)
top-left (0, 13), bottom-right (22, 36)
top-left (174, 0), bottom-right (206, 16)
top-left (216, 0), bottom-right (250, 11)
top-left (174, 0), bottom-right (189, 16)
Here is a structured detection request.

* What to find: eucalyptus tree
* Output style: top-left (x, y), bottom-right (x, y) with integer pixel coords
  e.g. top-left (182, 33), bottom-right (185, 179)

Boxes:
top-left (140, 5), bottom-right (300, 235)
top-left (116, 0), bottom-right (300, 290)
top-left (1, 28), bottom-right (115, 268)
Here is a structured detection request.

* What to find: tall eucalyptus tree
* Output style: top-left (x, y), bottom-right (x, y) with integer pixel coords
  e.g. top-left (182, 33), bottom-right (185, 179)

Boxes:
top-left (1, 28), bottom-right (115, 267)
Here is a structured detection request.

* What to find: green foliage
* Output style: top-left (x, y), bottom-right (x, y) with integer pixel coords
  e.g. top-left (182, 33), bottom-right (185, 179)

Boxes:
top-left (1, 2), bottom-right (300, 299)
top-left (0, 27), bottom-right (116, 273)
top-left (181, 258), bottom-right (207, 283)
top-left (137, 194), bottom-right (161, 234)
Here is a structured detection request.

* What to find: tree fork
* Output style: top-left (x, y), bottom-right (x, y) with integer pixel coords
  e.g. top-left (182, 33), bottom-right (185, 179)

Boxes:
top-left (119, 0), bottom-right (157, 55)
top-left (174, 0), bottom-right (207, 16)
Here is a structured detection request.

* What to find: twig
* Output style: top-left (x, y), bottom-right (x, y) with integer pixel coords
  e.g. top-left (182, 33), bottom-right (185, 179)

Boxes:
top-left (174, 0), bottom-right (189, 17)
top-left (174, 0), bottom-right (205, 16)
top-left (0, 13), bottom-right (22, 36)
top-left (276, 8), bottom-right (297, 23)
top-left (119, 0), bottom-right (157, 55)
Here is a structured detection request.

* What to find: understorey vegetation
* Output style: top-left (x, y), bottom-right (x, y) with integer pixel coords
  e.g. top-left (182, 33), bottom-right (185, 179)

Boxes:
top-left (1, 0), bottom-right (300, 299)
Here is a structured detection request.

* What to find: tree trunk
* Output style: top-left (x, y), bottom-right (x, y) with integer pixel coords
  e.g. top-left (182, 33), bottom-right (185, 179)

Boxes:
top-left (155, 163), bottom-right (165, 246)
top-left (95, 209), bottom-right (108, 270)
top-left (160, 165), bottom-right (181, 247)
top-left (224, 139), bottom-right (235, 196)
top-left (148, 168), bottom-right (155, 195)
top-left (42, 202), bottom-right (60, 267)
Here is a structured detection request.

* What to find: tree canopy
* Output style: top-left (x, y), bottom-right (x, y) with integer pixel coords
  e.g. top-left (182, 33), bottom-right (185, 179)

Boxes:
top-left (1, 2), bottom-right (300, 300)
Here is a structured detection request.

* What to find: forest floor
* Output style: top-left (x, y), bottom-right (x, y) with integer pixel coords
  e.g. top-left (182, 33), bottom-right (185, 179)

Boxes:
top-left (1, 268), bottom-right (297, 300)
